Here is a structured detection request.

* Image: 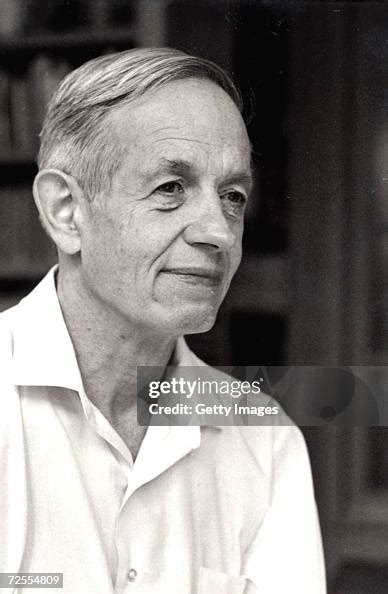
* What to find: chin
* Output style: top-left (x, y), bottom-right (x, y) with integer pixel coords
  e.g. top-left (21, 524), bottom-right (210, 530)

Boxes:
top-left (183, 316), bottom-right (217, 336)
top-left (179, 306), bottom-right (220, 335)
top-left (154, 302), bottom-right (220, 337)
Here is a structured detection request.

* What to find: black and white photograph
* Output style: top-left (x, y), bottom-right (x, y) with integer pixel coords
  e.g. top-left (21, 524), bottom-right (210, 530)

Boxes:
top-left (0, 1), bottom-right (387, 593)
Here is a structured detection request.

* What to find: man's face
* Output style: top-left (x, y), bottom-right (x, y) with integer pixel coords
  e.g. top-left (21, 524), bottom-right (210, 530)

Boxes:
top-left (78, 78), bottom-right (252, 337)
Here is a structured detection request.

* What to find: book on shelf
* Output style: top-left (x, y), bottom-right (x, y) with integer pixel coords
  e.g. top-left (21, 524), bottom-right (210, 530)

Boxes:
top-left (9, 75), bottom-right (34, 157)
top-left (29, 55), bottom-right (71, 144)
top-left (0, 55), bottom-right (71, 161)
top-left (0, 0), bottom-right (22, 36)
top-left (0, 69), bottom-right (11, 159)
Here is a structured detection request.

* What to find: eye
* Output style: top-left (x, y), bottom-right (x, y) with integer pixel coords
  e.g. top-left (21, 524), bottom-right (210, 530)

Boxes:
top-left (220, 190), bottom-right (247, 219)
top-left (153, 180), bottom-right (185, 210)
top-left (156, 181), bottom-right (184, 194)
top-left (222, 190), bottom-right (247, 205)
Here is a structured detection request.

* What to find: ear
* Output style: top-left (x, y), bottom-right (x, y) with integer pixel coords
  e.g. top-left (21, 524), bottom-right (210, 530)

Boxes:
top-left (33, 169), bottom-right (85, 255)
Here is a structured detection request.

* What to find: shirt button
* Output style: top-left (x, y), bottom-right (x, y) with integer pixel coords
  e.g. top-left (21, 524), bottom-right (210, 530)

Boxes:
top-left (127, 568), bottom-right (138, 582)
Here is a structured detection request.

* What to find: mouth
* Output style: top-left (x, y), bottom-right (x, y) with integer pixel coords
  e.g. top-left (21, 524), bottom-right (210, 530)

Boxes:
top-left (161, 267), bottom-right (224, 286)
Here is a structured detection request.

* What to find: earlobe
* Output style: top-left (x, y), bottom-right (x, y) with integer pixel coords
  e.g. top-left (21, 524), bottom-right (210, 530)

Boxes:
top-left (33, 169), bottom-right (84, 255)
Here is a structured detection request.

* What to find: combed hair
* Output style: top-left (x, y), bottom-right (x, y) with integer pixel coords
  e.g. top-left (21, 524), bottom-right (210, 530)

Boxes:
top-left (38, 47), bottom-right (243, 199)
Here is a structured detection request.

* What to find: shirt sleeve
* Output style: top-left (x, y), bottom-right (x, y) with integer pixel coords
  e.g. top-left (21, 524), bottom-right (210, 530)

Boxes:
top-left (241, 424), bottom-right (327, 594)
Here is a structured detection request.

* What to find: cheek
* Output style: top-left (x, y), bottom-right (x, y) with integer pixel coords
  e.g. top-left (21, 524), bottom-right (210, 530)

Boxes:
top-left (111, 216), bottom-right (178, 283)
top-left (230, 231), bottom-right (243, 269)
top-left (80, 216), bottom-right (130, 285)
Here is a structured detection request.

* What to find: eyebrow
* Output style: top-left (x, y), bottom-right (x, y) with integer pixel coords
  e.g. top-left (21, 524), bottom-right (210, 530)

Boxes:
top-left (144, 158), bottom-right (193, 183)
top-left (145, 157), bottom-right (254, 191)
top-left (222, 171), bottom-right (254, 192)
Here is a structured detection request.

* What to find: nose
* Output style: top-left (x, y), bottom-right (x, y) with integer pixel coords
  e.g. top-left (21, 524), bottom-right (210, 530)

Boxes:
top-left (183, 194), bottom-right (237, 252)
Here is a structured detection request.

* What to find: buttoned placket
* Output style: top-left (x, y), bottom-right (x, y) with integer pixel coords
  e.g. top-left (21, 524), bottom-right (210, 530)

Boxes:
top-left (76, 396), bottom-right (190, 593)
top-left (113, 425), bottom-right (170, 592)
top-left (112, 424), bottom-right (202, 592)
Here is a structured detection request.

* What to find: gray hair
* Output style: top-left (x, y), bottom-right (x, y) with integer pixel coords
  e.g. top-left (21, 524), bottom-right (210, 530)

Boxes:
top-left (38, 47), bottom-right (243, 199)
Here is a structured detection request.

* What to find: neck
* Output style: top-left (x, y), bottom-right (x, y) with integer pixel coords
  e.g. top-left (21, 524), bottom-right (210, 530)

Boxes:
top-left (56, 266), bottom-right (175, 419)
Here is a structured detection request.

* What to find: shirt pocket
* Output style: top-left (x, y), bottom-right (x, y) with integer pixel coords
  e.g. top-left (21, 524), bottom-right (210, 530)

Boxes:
top-left (197, 567), bottom-right (251, 594)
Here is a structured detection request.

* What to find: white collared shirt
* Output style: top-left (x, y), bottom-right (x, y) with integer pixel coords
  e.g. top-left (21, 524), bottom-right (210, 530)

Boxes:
top-left (0, 268), bottom-right (326, 594)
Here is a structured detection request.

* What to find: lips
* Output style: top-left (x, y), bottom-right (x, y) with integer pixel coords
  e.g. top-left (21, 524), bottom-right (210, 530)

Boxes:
top-left (161, 267), bottom-right (224, 285)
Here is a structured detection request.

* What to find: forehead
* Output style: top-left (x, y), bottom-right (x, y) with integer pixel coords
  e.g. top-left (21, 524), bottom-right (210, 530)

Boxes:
top-left (108, 78), bottom-right (251, 175)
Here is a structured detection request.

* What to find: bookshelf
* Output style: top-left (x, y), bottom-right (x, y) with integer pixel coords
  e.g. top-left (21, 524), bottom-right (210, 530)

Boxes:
top-left (168, 3), bottom-right (388, 593)
top-left (0, 0), bottom-right (167, 311)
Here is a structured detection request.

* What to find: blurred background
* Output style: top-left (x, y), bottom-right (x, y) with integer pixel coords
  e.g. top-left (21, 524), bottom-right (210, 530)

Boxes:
top-left (0, 0), bottom-right (387, 591)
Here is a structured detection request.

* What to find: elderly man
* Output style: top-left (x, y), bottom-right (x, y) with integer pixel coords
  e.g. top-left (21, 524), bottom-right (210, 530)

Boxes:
top-left (0, 48), bottom-right (325, 593)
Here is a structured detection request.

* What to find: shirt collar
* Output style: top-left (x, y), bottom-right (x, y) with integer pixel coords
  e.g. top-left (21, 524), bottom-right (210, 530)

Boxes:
top-left (9, 266), bottom-right (84, 392)
top-left (9, 267), bottom-right (215, 429)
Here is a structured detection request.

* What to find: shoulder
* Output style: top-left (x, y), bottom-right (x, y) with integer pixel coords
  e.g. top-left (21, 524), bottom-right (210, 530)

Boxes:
top-left (185, 355), bottom-right (308, 469)
top-left (0, 304), bottom-right (25, 432)
top-left (0, 293), bottom-right (31, 356)
top-left (177, 339), bottom-right (311, 478)
top-left (0, 303), bottom-right (20, 364)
